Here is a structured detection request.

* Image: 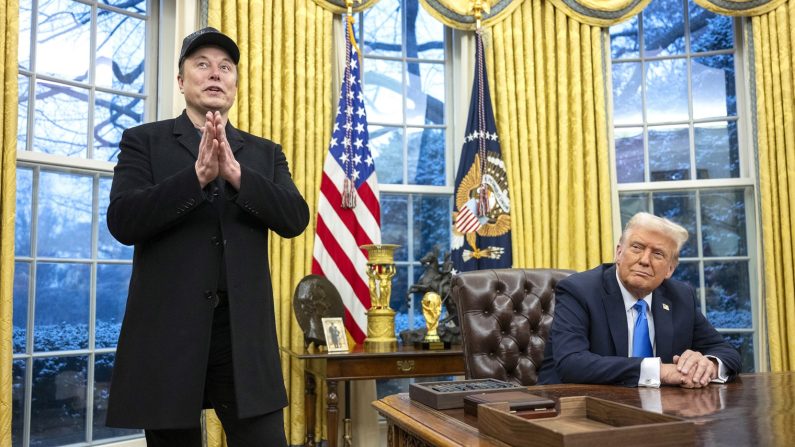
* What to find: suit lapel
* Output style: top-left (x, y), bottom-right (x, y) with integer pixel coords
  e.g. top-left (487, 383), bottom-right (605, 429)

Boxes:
top-left (174, 111), bottom-right (200, 159)
top-left (602, 265), bottom-right (630, 357)
top-left (652, 290), bottom-right (674, 362)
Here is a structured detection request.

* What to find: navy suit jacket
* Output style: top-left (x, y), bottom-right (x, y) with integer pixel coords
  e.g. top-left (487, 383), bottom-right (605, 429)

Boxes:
top-left (538, 264), bottom-right (741, 386)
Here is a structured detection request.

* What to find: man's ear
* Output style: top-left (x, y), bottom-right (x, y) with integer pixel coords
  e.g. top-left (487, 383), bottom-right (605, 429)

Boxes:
top-left (665, 259), bottom-right (678, 279)
top-left (177, 75), bottom-right (184, 93)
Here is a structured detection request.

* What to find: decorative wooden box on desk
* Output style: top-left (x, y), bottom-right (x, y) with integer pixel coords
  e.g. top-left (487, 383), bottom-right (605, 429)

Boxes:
top-left (478, 396), bottom-right (695, 447)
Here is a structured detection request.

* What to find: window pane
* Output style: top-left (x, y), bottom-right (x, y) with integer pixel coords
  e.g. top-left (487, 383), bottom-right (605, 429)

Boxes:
top-left (412, 1), bottom-right (444, 60)
top-left (12, 359), bottom-right (25, 446)
top-left (672, 261), bottom-right (700, 302)
top-left (615, 127), bottom-right (644, 183)
top-left (701, 189), bottom-right (747, 257)
top-left (96, 12), bottom-right (146, 92)
top-left (619, 193), bottom-right (649, 227)
top-left (102, 0), bottom-right (147, 13)
top-left (94, 92), bottom-right (144, 162)
top-left (610, 15), bottom-right (639, 59)
top-left (31, 356), bottom-right (87, 446)
top-left (406, 62), bottom-right (444, 125)
top-left (19, 2), bottom-right (31, 70)
top-left (18, 75), bottom-right (29, 152)
top-left (381, 194), bottom-right (408, 261)
top-left (412, 194), bottom-right (450, 261)
top-left (612, 62), bottom-right (642, 125)
top-left (15, 168), bottom-right (32, 257)
top-left (14, 262), bottom-right (30, 354)
top-left (643, 0), bottom-right (686, 56)
top-left (408, 128), bottom-right (444, 185)
top-left (704, 261), bottom-right (751, 329)
top-left (99, 177), bottom-right (134, 259)
top-left (37, 0), bottom-right (91, 82)
top-left (94, 353), bottom-right (141, 440)
top-left (33, 81), bottom-right (90, 158)
top-left (722, 333), bottom-right (754, 372)
top-left (689, 0), bottom-right (733, 53)
top-left (652, 190), bottom-right (698, 257)
top-left (363, 0), bottom-right (402, 57)
top-left (96, 264), bottom-right (132, 348)
top-left (692, 55), bottom-right (736, 119)
top-left (648, 124), bottom-right (690, 181)
top-left (364, 59), bottom-right (403, 124)
top-left (391, 265), bottom-right (410, 321)
top-left (37, 171), bottom-right (93, 259)
top-left (695, 121), bottom-right (739, 179)
top-left (371, 125), bottom-right (404, 184)
top-left (646, 59), bottom-right (688, 122)
top-left (411, 266), bottom-right (428, 330)
top-left (34, 263), bottom-right (90, 351)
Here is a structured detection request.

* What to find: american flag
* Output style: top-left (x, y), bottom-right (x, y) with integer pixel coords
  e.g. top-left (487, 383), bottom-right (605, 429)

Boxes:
top-left (450, 31), bottom-right (512, 272)
top-left (312, 18), bottom-right (380, 344)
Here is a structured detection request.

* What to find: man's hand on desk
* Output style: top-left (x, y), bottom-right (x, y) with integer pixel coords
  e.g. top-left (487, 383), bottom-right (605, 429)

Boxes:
top-left (661, 349), bottom-right (718, 388)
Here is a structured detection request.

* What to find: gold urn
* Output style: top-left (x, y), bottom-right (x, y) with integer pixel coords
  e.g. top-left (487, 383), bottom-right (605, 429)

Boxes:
top-left (360, 244), bottom-right (400, 352)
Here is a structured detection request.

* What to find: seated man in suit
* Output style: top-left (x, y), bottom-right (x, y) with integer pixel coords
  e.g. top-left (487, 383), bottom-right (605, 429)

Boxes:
top-left (538, 212), bottom-right (741, 387)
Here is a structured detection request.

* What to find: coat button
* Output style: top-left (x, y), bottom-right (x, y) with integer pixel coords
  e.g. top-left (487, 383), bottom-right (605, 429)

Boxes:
top-left (211, 236), bottom-right (220, 245)
top-left (204, 290), bottom-right (213, 299)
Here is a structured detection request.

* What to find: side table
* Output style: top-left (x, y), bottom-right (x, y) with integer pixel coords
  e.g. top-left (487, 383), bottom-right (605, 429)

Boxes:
top-left (283, 344), bottom-right (465, 447)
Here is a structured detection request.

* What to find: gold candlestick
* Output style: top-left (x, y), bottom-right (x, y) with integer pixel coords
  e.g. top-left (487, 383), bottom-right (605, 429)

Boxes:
top-left (360, 244), bottom-right (400, 352)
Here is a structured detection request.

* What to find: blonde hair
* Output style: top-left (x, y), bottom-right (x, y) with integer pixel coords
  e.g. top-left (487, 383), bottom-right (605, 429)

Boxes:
top-left (619, 212), bottom-right (689, 259)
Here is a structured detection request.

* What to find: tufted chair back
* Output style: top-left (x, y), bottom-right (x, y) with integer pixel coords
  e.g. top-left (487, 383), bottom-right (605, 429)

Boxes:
top-left (452, 268), bottom-right (573, 386)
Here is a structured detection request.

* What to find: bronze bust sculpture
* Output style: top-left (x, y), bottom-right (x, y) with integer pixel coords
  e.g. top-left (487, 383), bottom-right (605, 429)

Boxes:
top-left (292, 275), bottom-right (345, 348)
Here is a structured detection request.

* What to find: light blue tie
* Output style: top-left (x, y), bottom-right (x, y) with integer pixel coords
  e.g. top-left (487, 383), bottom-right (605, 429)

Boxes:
top-left (632, 300), bottom-right (653, 358)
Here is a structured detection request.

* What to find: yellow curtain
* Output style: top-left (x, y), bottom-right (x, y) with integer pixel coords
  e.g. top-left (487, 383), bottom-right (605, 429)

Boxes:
top-left (207, 1), bottom-right (333, 445)
top-left (751, 1), bottom-right (795, 371)
top-left (0, 1), bottom-right (18, 445)
top-left (486, 0), bottom-right (613, 270)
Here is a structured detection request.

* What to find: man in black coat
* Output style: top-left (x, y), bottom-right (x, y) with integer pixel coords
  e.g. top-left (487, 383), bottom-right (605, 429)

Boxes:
top-left (105, 28), bottom-right (309, 446)
top-left (538, 212), bottom-right (741, 388)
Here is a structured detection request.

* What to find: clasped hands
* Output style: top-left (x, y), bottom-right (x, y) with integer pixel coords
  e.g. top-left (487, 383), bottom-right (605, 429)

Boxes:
top-left (195, 111), bottom-right (241, 190)
top-left (661, 349), bottom-right (719, 388)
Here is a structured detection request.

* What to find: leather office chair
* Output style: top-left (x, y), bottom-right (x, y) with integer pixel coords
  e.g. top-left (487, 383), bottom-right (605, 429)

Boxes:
top-left (452, 268), bottom-right (573, 386)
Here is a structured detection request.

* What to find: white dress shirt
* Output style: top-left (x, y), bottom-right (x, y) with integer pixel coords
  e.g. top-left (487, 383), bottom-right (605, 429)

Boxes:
top-left (615, 271), bottom-right (729, 387)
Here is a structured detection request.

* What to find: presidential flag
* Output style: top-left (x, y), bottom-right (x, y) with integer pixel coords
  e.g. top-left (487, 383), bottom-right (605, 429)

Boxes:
top-left (450, 31), bottom-right (512, 272)
top-left (312, 18), bottom-right (380, 344)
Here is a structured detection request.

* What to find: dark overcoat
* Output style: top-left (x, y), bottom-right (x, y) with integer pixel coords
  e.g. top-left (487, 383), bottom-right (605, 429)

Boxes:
top-left (105, 111), bottom-right (309, 428)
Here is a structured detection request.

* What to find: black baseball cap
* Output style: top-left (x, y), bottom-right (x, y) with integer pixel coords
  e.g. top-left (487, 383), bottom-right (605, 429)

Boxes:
top-left (178, 27), bottom-right (240, 66)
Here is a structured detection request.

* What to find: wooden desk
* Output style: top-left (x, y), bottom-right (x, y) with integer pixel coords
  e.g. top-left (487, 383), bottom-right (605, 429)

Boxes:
top-left (284, 344), bottom-right (465, 447)
top-left (373, 372), bottom-right (795, 447)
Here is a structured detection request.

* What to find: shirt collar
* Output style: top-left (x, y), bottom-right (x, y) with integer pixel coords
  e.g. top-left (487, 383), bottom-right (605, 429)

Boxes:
top-left (616, 269), bottom-right (652, 312)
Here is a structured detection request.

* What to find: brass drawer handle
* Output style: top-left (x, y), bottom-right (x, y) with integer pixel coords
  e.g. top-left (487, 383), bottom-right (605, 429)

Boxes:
top-left (397, 360), bottom-right (415, 372)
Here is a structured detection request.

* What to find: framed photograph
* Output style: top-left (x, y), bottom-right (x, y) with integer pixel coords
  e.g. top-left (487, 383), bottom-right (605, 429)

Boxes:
top-left (322, 317), bottom-right (349, 353)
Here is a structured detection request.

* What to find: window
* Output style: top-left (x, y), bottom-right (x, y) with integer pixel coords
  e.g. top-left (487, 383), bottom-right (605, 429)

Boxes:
top-left (14, 0), bottom-right (153, 445)
top-left (360, 0), bottom-right (453, 337)
top-left (610, 0), bottom-right (757, 371)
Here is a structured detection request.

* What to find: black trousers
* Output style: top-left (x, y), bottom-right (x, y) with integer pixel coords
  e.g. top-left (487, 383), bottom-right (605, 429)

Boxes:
top-left (145, 297), bottom-right (287, 447)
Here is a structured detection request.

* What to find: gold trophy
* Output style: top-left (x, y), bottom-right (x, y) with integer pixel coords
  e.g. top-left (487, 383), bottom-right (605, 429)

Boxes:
top-left (419, 291), bottom-right (445, 349)
top-left (360, 244), bottom-right (399, 352)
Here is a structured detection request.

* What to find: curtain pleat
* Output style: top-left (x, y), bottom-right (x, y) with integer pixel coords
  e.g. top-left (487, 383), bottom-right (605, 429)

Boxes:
top-left (486, 0), bottom-right (613, 270)
top-left (208, 2), bottom-right (333, 445)
top-left (752, 1), bottom-right (795, 371)
top-left (313, 0), bottom-right (382, 13)
top-left (0, 1), bottom-right (18, 445)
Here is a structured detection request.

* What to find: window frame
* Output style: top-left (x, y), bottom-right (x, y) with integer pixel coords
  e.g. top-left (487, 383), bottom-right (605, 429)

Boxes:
top-left (608, 7), bottom-right (764, 371)
top-left (13, 0), bottom-right (158, 445)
